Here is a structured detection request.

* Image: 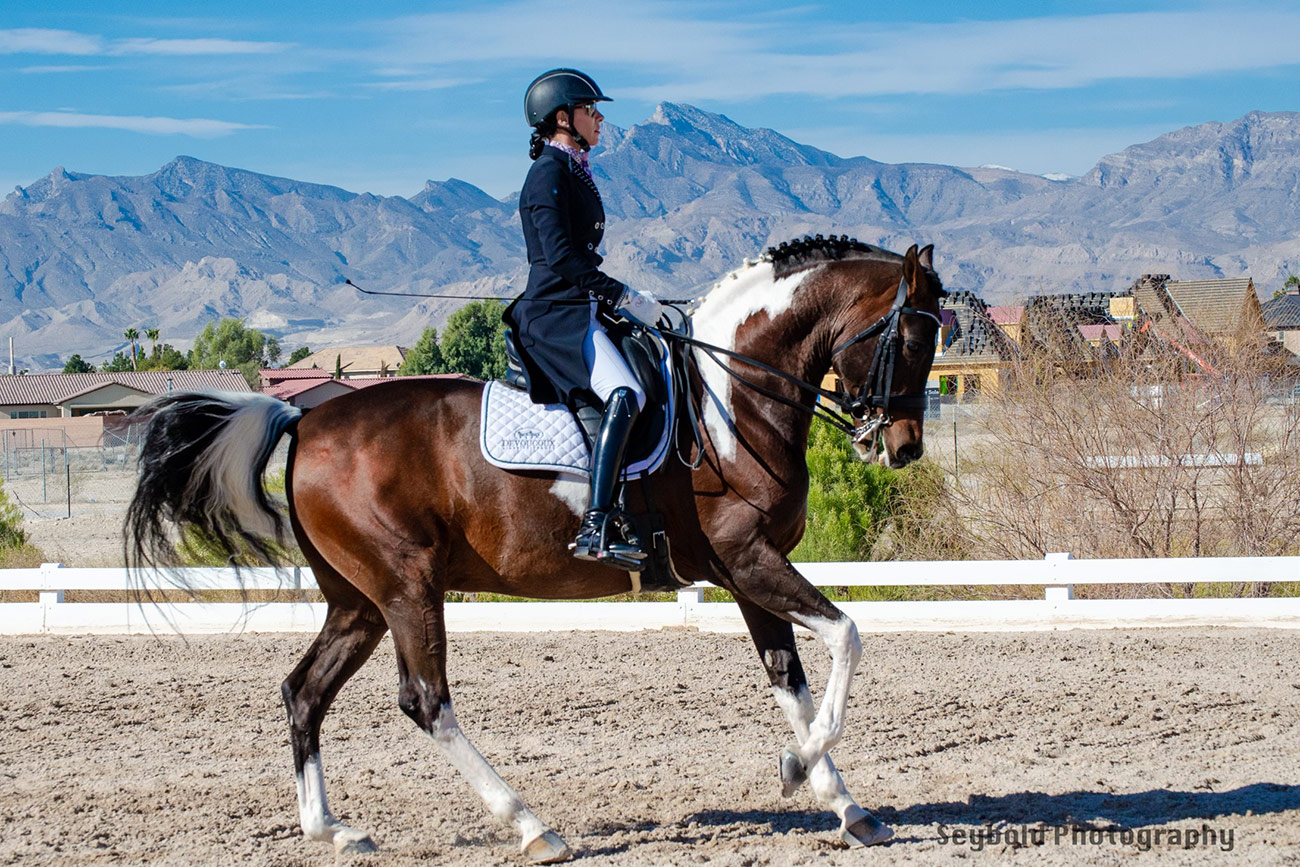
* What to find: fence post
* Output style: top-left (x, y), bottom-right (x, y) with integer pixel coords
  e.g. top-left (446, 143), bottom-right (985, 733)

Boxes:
top-left (1043, 552), bottom-right (1075, 601)
top-left (678, 584), bottom-right (705, 625)
top-left (39, 563), bottom-right (66, 633)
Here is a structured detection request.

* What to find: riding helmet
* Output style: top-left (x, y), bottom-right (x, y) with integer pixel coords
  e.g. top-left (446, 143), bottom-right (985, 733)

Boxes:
top-left (524, 68), bottom-right (611, 126)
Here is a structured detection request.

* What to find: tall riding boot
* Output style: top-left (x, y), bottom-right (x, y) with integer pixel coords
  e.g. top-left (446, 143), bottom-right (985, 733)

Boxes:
top-left (571, 387), bottom-right (644, 569)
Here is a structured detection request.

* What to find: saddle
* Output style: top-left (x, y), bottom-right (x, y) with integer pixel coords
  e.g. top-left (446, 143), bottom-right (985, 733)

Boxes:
top-left (486, 323), bottom-right (673, 478)
top-left (484, 321), bottom-right (689, 592)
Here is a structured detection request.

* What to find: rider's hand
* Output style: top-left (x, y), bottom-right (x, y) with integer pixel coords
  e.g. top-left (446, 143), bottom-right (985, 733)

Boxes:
top-left (616, 288), bottom-right (664, 326)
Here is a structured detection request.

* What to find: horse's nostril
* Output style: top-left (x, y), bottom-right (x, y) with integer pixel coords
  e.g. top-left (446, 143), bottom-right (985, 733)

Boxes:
top-left (895, 442), bottom-right (924, 464)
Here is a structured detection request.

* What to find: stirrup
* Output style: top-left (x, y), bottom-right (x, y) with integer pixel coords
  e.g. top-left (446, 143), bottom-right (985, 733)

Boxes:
top-left (570, 511), bottom-right (647, 571)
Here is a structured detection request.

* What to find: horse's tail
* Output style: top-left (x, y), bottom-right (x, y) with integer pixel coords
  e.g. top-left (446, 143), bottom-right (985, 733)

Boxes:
top-left (125, 390), bottom-right (302, 570)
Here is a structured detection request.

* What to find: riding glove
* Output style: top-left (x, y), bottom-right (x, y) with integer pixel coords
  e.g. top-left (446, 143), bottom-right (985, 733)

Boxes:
top-left (616, 288), bottom-right (664, 326)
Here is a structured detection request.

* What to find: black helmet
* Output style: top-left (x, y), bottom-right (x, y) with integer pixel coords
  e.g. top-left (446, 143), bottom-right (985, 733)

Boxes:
top-left (524, 68), bottom-right (611, 127)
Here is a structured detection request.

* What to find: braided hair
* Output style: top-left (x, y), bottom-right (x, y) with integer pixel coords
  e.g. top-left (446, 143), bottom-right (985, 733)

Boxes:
top-left (529, 115), bottom-right (561, 160)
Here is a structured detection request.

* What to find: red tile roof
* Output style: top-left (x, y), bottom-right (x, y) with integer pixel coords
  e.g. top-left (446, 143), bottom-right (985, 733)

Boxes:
top-left (987, 305), bottom-right (1025, 325)
top-left (1078, 324), bottom-right (1124, 341)
top-left (0, 370), bottom-right (251, 407)
top-left (263, 379), bottom-right (357, 401)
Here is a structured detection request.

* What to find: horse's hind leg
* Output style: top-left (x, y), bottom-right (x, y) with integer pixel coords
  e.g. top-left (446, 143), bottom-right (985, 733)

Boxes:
top-left (736, 597), bottom-right (893, 847)
top-left (384, 590), bottom-right (570, 865)
top-left (282, 598), bottom-right (388, 854)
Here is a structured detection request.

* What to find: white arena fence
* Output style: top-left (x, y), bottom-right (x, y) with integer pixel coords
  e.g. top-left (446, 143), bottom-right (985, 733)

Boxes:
top-left (3, 554), bottom-right (1300, 635)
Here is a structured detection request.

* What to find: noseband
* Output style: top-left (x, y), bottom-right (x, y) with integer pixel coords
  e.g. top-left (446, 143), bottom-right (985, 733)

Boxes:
top-left (830, 275), bottom-right (943, 450)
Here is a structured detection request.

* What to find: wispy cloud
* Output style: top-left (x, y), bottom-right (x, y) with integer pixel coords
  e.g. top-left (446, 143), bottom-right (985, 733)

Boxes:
top-left (0, 28), bottom-right (290, 58)
top-left (365, 3), bottom-right (1300, 101)
top-left (363, 77), bottom-right (479, 92)
top-left (0, 28), bottom-right (103, 55)
top-left (0, 110), bottom-right (270, 137)
top-left (110, 37), bottom-right (291, 56)
top-left (19, 65), bottom-right (112, 74)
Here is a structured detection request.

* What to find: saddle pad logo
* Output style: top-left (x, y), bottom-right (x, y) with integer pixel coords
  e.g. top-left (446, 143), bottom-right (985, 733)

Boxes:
top-left (500, 428), bottom-right (555, 452)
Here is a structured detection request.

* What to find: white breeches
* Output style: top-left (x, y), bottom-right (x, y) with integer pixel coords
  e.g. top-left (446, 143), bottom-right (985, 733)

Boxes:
top-left (583, 307), bottom-right (646, 410)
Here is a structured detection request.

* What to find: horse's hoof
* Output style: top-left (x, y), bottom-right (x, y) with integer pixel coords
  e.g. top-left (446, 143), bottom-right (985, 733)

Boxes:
top-left (841, 813), bottom-right (893, 847)
top-left (333, 829), bottom-right (378, 855)
top-left (778, 747), bottom-right (808, 798)
top-left (524, 830), bottom-right (571, 864)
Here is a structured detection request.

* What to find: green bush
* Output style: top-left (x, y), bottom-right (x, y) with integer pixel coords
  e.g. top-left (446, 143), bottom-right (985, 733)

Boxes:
top-left (0, 480), bottom-right (28, 549)
top-left (790, 418), bottom-right (948, 563)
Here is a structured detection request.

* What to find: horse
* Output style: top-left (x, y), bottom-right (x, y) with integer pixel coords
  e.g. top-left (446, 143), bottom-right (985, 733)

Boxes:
top-left (124, 236), bottom-right (945, 863)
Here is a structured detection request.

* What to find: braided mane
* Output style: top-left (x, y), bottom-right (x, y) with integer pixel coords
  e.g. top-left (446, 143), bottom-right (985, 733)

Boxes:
top-left (763, 234), bottom-right (897, 279)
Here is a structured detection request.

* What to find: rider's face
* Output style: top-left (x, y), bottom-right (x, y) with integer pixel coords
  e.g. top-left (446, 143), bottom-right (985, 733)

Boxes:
top-left (570, 103), bottom-right (602, 147)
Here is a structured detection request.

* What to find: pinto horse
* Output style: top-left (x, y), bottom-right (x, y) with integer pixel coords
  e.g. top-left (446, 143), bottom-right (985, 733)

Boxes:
top-left (125, 238), bottom-right (944, 863)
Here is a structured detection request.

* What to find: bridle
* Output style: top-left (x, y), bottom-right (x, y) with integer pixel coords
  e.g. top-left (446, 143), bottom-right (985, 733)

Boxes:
top-left (829, 272), bottom-right (943, 451)
top-left (655, 270), bottom-right (942, 464)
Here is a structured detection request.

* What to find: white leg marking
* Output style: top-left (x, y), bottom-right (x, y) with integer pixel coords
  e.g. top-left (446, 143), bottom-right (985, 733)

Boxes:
top-left (296, 753), bottom-right (374, 851)
top-left (550, 477), bottom-right (588, 518)
top-left (427, 702), bottom-right (552, 851)
top-left (690, 262), bottom-right (807, 462)
top-left (793, 614), bottom-right (862, 769)
top-left (772, 684), bottom-right (865, 823)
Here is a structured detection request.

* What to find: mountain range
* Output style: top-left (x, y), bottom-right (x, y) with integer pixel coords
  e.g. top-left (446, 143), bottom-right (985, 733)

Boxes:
top-left (3, 104), bottom-right (1299, 371)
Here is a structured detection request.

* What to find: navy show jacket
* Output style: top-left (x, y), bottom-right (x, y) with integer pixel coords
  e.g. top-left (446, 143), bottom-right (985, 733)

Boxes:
top-left (503, 145), bottom-right (626, 406)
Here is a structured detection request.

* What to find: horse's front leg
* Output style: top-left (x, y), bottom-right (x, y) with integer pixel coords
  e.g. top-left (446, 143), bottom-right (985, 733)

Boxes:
top-left (725, 547), bottom-right (863, 796)
top-left (736, 596), bottom-right (892, 847)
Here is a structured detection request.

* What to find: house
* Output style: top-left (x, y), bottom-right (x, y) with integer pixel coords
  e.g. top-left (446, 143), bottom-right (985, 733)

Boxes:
top-left (1132, 274), bottom-right (1265, 350)
top-left (285, 345), bottom-right (408, 379)
top-left (0, 369), bottom-right (251, 446)
top-left (928, 290), bottom-right (1020, 396)
top-left (260, 372), bottom-right (478, 409)
top-left (1261, 283), bottom-right (1300, 358)
top-left (0, 369), bottom-right (251, 419)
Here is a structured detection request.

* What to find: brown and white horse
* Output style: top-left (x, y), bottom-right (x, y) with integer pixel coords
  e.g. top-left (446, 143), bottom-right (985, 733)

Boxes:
top-left (125, 238), bottom-right (944, 863)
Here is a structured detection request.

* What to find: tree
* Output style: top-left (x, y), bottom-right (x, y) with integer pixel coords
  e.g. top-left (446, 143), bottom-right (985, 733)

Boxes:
top-left (138, 343), bottom-right (189, 371)
top-left (145, 328), bottom-right (160, 356)
top-left (440, 299), bottom-right (508, 380)
top-left (266, 336), bottom-right (282, 366)
top-left (123, 327), bottom-right (140, 371)
top-left (398, 327), bottom-right (445, 375)
top-left (189, 318), bottom-right (276, 388)
top-left (101, 352), bottom-right (134, 372)
top-left (62, 354), bottom-right (94, 374)
top-left (287, 346), bottom-right (311, 365)
top-left (333, 354), bottom-right (343, 379)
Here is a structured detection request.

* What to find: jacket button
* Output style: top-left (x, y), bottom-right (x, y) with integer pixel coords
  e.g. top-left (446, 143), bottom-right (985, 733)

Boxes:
top-left (587, 243), bottom-right (594, 250)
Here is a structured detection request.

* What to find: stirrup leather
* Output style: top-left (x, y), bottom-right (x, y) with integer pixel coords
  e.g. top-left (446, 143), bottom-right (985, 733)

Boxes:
top-left (570, 509), bottom-right (647, 571)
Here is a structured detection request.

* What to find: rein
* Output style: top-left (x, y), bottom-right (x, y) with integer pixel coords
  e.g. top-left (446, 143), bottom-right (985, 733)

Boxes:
top-left (655, 275), bottom-right (941, 458)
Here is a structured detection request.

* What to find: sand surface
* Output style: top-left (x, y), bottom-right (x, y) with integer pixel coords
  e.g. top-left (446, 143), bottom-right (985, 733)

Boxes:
top-left (2, 628), bottom-right (1298, 865)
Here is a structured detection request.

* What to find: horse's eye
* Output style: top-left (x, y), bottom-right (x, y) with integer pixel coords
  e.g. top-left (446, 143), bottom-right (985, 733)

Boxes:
top-left (904, 339), bottom-right (923, 353)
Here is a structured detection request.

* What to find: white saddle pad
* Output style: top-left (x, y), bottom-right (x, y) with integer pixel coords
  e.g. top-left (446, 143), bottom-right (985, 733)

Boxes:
top-left (479, 376), bottom-right (673, 480)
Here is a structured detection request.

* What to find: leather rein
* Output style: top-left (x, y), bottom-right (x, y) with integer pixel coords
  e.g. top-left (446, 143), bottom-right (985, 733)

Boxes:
top-left (654, 274), bottom-right (942, 465)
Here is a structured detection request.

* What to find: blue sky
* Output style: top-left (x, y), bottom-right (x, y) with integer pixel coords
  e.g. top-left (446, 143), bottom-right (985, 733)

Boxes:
top-left (2, 1), bottom-right (1298, 199)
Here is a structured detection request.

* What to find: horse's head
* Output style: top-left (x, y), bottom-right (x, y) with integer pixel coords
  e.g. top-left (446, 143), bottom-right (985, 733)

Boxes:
top-left (829, 243), bottom-right (944, 468)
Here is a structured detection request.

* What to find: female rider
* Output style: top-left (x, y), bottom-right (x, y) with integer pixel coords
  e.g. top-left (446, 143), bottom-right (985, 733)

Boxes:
top-left (502, 68), bottom-right (664, 570)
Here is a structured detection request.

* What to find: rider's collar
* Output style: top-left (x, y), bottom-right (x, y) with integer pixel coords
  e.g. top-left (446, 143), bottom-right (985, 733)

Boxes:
top-left (545, 141), bottom-right (593, 180)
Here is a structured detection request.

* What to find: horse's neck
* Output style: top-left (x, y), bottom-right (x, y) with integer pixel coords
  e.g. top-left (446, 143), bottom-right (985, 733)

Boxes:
top-left (689, 263), bottom-right (834, 471)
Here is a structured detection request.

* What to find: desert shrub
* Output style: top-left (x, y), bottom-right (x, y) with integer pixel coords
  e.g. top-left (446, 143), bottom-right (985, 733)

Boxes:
top-left (948, 344), bottom-right (1300, 562)
top-left (790, 418), bottom-right (950, 562)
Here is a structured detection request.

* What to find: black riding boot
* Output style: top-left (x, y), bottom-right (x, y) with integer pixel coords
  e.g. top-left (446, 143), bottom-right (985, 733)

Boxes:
top-left (571, 387), bottom-right (645, 570)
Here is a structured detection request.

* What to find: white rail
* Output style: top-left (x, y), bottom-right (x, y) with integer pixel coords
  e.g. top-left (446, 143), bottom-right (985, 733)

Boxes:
top-left (2, 554), bottom-right (1299, 635)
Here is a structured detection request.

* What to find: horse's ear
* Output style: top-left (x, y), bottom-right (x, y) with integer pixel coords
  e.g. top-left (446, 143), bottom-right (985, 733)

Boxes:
top-left (918, 244), bottom-right (934, 271)
top-left (903, 244), bottom-right (920, 286)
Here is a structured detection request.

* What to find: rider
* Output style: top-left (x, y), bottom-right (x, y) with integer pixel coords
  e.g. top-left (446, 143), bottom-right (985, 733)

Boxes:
top-left (503, 68), bottom-right (664, 570)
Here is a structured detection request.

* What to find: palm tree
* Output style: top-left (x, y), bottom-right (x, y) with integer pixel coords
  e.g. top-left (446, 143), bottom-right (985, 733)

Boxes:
top-left (146, 328), bottom-right (160, 358)
top-left (123, 327), bottom-right (140, 371)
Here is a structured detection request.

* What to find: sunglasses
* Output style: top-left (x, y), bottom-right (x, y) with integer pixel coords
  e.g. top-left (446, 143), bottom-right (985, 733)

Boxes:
top-left (575, 103), bottom-right (602, 117)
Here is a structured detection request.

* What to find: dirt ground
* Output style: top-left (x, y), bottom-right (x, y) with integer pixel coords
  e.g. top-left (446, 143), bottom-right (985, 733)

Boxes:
top-left (2, 628), bottom-right (1298, 865)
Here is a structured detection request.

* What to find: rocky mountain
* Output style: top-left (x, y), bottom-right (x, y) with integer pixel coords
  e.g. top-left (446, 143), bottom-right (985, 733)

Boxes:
top-left (3, 105), bottom-right (1299, 371)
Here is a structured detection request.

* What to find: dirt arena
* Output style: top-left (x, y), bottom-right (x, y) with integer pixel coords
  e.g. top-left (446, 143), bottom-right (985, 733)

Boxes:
top-left (3, 628), bottom-right (1300, 865)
